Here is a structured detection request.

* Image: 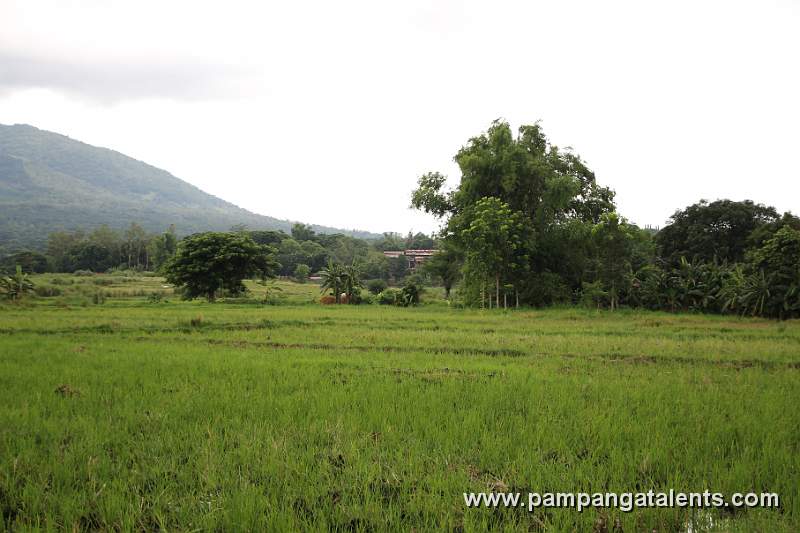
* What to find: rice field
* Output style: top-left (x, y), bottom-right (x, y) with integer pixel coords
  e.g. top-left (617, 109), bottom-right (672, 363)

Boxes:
top-left (0, 275), bottom-right (798, 531)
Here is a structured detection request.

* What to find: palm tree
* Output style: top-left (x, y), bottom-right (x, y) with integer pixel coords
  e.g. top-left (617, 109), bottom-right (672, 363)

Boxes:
top-left (319, 261), bottom-right (346, 303)
top-left (342, 263), bottom-right (364, 304)
top-left (1, 265), bottom-right (35, 301)
top-left (740, 270), bottom-right (771, 317)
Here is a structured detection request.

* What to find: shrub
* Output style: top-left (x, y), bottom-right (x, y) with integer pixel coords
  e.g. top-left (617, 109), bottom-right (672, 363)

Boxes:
top-left (376, 288), bottom-right (399, 305)
top-left (294, 264), bottom-right (311, 283)
top-left (366, 279), bottom-right (388, 295)
top-left (146, 293), bottom-right (164, 304)
top-left (399, 280), bottom-right (423, 306)
top-left (92, 291), bottom-right (106, 305)
top-left (73, 270), bottom-right (94, 277)
top-left (359, 291), bottom-right (375, 305)
top-left (34, 286), bottom-right (62, 297)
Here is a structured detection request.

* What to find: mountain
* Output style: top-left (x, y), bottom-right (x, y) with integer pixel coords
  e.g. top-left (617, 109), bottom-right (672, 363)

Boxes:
top-left (0, 123), bottom-right (379, 255)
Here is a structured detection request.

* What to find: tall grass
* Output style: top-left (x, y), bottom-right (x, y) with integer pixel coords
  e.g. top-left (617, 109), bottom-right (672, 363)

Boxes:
top-left (0, 278), bottom-right (797, 530)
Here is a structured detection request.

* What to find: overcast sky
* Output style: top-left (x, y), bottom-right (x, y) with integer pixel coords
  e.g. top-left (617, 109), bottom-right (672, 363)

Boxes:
top-left (1, 0), bottom-right (798, 235)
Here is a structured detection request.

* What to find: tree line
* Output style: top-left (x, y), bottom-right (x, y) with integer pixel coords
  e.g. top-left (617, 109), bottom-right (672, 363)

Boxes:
top-left (412, 120), bottom-right (800, 319)
top-left (0, 221), bottom-right (435, 285)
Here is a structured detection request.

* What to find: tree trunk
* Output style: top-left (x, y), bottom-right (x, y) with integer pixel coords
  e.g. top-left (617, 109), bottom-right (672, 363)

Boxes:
top-left (495, 274), bottom-right (500, 310)
top-left (504, 292), bottom-right (507, 309)
top-left (515, 289), bottom-right (519, 308)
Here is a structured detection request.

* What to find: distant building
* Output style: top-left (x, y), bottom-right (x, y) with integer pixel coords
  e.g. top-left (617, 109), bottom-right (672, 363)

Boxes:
top-left (382, 249), bottom-right (439, 270)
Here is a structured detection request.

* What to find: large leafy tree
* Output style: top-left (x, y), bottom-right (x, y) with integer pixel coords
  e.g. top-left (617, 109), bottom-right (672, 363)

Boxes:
top-left (655, 199), bottom-right (780, 265)
top-left (459, 197), bottom-right (531, 308)
top-left (413, 120), bottom-right (614, 225)
top-left (164, 232), bottom-right (279, 301)
top-left (411, 120), bottom-right (614, 306)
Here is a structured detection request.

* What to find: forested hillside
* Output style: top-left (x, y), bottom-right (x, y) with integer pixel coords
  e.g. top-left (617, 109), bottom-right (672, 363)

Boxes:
top-left (0, 124), bottom-right (377, 255)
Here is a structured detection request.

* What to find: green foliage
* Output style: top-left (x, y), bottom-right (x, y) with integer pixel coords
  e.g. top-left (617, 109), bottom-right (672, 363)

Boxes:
top-left (0, 265), bottom-right (35, 300)
top-left (459, 197), bottom-right (531, 307)
top-left (655, 199), bottom-right (780, 264)
top-left (411, 120), bottom-right (614, 308)
top-left (421, 248), bottom-right (461, 299)
top-left (0, 250), bottom-right (49, 274)
top-left (580, 280), bottom-right (607, 309)
top-left (164, 232), bottom-right (279, 301)
top-left (376, 288), bottom-right (400, 305)
top-left (398, 280), bottom-right (423, 307)
top-left (293, 263), bottom-right (311, 283)
top-left (746, 226), bottom-right (800, 318)
top-left (342, 263), bottom-right (364, 303)
top-left (590, 213), bottom-right (635, 310)
top-left (387, 255), bottom-right (409, 281)
top-left (291, 223), bottom-right (316, 242)
top-left (319, 261), bottom-right (346, 303)
top-left (366, 279), bottom-right (388, 295)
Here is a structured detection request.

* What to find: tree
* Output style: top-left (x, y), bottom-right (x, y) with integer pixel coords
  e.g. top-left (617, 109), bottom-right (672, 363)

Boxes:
top-left (277, 238), bottom-right (306, 276)
top-left (294, 263), bottom-right (311, 283)
top-left (0, 251), bottom-right (49, 274)
top-left (459, 197), bottom-right (531, 308)
top-left (747, 226), bottom-right (800, 318)
top-left (591, 213), bottom-right (634, 311)
top-left (404, 232), bottom-right (435, 250)
top-left (421, 247), bottom-right (461, 299)
top-left (149, 226), bottom-right (178, 271)
top-left (300, 240), bottom-right (328, 271)
top-left (411, 120), bottom-right (615, 307)
top-left (123, 223), bottom-right (149, 270)
top-left (164, 232), bottom-right (279, 301)
top-left (399, 278), bottom-right (423, 306)
top-left (1, 265), bottom-right (35, 300)
top-left (387, 255), bottom-right (409, 282)
top-left (655, 199), bottom-right (780, 265)
top-left (291, 223), bottom-right (316, 242)
top-left (247, 230), bottom-right (288, 247)
top-left (319, 261), bottom-right (346, 303)
top-left (342, 263), bottom-right (364, 303)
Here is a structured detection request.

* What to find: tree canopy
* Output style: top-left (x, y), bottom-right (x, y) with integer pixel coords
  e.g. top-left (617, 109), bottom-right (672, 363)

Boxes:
top-left (164, 232), bottom-right (279, 301)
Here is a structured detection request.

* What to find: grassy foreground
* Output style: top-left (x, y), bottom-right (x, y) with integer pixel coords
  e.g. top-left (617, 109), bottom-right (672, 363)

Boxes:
top-left (1, 277), bottom-right (798, 531)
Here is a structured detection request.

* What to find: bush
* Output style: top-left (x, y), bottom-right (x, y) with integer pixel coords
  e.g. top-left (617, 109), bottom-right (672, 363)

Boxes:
top-left (359, 291), bottom-right (375, 305)
top-left (366, 279), bottom-right (388, 295)
top-left (294, 264), bottom-right (311, 283)
top-left (50, 277), bottom-right (74, 286)
top-left (73, 270), bottom-right (94, 277)
top-left (146, 293), bottom-right (164, 304)
top-left (523, 272), bottom-right (572, 306)
top-left (92, 291), bottom-right (106, 305)
top-left (376, 288), bottom-right (399, 305)
top-left (399, 280), bottom-right (423, 306)
top-left (34, 285), bottom-right (62, 297)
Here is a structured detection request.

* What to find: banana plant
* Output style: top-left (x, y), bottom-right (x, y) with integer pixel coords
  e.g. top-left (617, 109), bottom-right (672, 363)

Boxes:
top-left (0, 265), bottom-right (35, 301)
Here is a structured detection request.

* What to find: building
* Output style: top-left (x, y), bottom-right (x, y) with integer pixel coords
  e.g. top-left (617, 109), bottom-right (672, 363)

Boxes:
top-left (382, 249), bottom-right (439, 271)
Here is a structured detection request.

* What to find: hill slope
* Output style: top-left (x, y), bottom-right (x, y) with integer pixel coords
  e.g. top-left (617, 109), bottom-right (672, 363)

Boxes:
top-left (0, 124), bottom-right (377, 254)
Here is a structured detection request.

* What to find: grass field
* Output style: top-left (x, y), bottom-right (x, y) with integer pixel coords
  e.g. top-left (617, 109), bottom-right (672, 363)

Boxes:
top-left (1, 275), bottom-right (798, 531)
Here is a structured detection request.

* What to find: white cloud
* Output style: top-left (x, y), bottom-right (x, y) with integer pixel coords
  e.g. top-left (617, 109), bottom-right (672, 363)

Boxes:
top-left (0, 0), bottom-right (798, 233)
